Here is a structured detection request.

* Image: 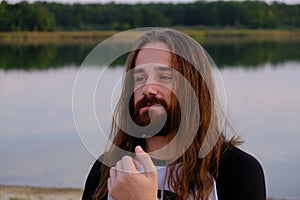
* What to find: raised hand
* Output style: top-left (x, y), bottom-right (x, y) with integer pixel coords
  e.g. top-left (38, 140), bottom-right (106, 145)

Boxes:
top-left (108, 146), bottom-right (158, 200)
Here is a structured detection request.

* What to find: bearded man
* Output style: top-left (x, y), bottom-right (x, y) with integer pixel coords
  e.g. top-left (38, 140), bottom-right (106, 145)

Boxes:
top-left (82, 29), bottom-right (266, 200)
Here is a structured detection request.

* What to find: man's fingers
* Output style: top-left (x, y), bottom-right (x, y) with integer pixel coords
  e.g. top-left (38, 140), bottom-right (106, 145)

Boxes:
top-left (133, 158), bottom-right (141, 171)
top-left (122, 156), bottom-right (139, 173)
top-left (107, 177), bottom-right (112, 192)
top-left (116, 160), bottom-right (123, 172)
top-left (135, 146), bottom-right (156, 174)
top-left (108, 167), bottom-right (116, 194)
top-left (110, 167), bottom-right (116, 178)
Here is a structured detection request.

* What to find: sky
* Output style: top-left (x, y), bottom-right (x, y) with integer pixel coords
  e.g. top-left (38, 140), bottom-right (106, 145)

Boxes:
top-left (3, 0), bottom-right (300, 5)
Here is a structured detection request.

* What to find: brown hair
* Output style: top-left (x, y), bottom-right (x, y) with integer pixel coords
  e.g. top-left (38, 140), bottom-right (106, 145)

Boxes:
top-left (93, 28), bottom-right (239, 200)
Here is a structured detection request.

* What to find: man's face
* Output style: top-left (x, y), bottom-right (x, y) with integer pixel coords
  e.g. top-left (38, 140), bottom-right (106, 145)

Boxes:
top-left (133, 42), bottom-right (173, 135)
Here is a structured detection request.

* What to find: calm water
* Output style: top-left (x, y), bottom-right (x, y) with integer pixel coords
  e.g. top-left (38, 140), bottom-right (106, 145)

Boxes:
top-left (0, 41), bottom-right (300, 199)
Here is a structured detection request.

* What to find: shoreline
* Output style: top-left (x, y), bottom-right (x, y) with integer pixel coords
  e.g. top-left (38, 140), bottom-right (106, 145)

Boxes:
top-left (0, 184), bottom-right (294, 200)
top-left (0, 184), bottom-right (82, 200)
top-left (0, 29), bottom-right (299, 44)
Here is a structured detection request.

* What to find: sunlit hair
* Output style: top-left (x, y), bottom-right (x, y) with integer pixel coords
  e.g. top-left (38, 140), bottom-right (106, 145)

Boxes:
top-left (94, 29), bottom-right (240, 200)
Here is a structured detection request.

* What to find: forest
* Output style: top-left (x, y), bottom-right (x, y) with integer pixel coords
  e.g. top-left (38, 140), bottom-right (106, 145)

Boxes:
top-left (0, 0), bottom-right (299, 31)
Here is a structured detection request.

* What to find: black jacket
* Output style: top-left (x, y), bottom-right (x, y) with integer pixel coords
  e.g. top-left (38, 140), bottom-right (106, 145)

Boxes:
top-left (82, 147), bottom-right (266, 200)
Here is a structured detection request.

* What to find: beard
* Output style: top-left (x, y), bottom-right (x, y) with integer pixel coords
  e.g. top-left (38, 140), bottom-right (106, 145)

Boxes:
top-left (134, 96), bottom-right (171, 137)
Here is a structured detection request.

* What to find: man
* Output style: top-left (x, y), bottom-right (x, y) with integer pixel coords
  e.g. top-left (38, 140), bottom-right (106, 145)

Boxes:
top-left (82, 29), bottom-right (266, 200)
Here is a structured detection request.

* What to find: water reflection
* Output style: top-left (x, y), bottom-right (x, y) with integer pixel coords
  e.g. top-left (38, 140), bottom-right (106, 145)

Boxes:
top-left (203, 40), bottom-right (300, 67)
top-left (0, 44), bottom-right (95, 70)
top-left (1, 40), bottom-right (300, 70)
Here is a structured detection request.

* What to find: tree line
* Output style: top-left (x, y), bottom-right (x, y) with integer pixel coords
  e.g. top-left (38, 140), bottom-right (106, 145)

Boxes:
top-left (0, 0), bottom-right (299, 31)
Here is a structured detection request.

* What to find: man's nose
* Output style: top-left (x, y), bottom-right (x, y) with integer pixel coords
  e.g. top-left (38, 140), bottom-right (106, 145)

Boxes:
top-left (142, 82), bottom-right (158, 96)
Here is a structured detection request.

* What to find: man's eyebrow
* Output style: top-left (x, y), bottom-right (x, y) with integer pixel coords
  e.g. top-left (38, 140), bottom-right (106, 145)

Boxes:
top-left (155, 66), bottom-right (173, 72)
top-left (133, 66), bottom-right (172, 73)
top-left (133, 68), bottom-right (145, 74)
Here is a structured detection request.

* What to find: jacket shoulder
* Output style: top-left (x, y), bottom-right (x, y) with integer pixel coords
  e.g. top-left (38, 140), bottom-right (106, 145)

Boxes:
top-left (216, 147), bottom-right (266, 200)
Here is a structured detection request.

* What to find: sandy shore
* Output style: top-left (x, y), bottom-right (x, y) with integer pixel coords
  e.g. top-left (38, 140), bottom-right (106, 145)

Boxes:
top-left (0, 184), bottom-right (293, 200)
top-left (0, 185), bottom-right (82, 200)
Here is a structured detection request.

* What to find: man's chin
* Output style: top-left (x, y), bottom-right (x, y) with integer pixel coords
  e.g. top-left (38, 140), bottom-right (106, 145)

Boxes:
top-left (135, 105), bottom-right (171, 137)
top-left (137, 118), bottom-right (170, 138)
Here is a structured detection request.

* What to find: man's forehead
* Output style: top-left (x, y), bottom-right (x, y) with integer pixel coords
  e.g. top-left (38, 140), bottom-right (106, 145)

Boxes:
top-left (135, 46), bottom-right (173, 67)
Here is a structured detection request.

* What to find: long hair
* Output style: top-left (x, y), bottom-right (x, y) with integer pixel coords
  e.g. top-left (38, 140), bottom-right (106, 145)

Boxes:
top-left (93, 28), bottom-right (239, 200)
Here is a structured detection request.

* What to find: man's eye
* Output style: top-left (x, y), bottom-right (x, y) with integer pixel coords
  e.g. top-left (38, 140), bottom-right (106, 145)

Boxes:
top-left (159, 75), bottom-right (172, 82)
top-left (135, 76), bottom-right (147, 83)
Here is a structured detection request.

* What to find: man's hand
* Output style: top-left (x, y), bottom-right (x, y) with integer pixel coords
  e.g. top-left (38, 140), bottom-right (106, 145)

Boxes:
top-left (108, 146), bottom-right (158, 200)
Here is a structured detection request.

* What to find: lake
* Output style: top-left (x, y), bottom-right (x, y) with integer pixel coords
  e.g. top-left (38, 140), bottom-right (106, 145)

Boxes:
top-left (0, 39), bottom-right (299, 199)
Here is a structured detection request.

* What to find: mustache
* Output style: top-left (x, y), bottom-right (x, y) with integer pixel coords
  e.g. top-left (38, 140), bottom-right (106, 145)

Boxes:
top-left (135, 96), bottom-right (168, 111)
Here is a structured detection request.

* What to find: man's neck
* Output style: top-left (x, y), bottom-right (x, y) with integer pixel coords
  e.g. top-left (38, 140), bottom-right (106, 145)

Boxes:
top-left (145, 132), bottom-right (175, 160)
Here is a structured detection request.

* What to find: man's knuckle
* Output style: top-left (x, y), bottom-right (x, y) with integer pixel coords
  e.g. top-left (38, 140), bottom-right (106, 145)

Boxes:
top-left (109, 168), bottom-right (114, 175)
top-left (117, 176), bottom-right (125, 185)
top-left (116, 161), bottom-right (122, 171)
top-left (122, 155), bottom-right (131, 162)
top-left (116, 160), bottom-right (121, 166)
top-left (123, 173), bottom-right (130, 180)
top-left (152, 170), bottom-right (158, 177)
top-left (141, 153), bottom-right (151, 160)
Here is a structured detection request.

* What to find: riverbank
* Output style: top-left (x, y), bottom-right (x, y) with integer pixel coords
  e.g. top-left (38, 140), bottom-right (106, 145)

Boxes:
top-left (0, 185), bottom-right (82, 200)
top-left (0, 29), bottom-right (299, 44)
top-left (0, 184), bottom-right (294, 200)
